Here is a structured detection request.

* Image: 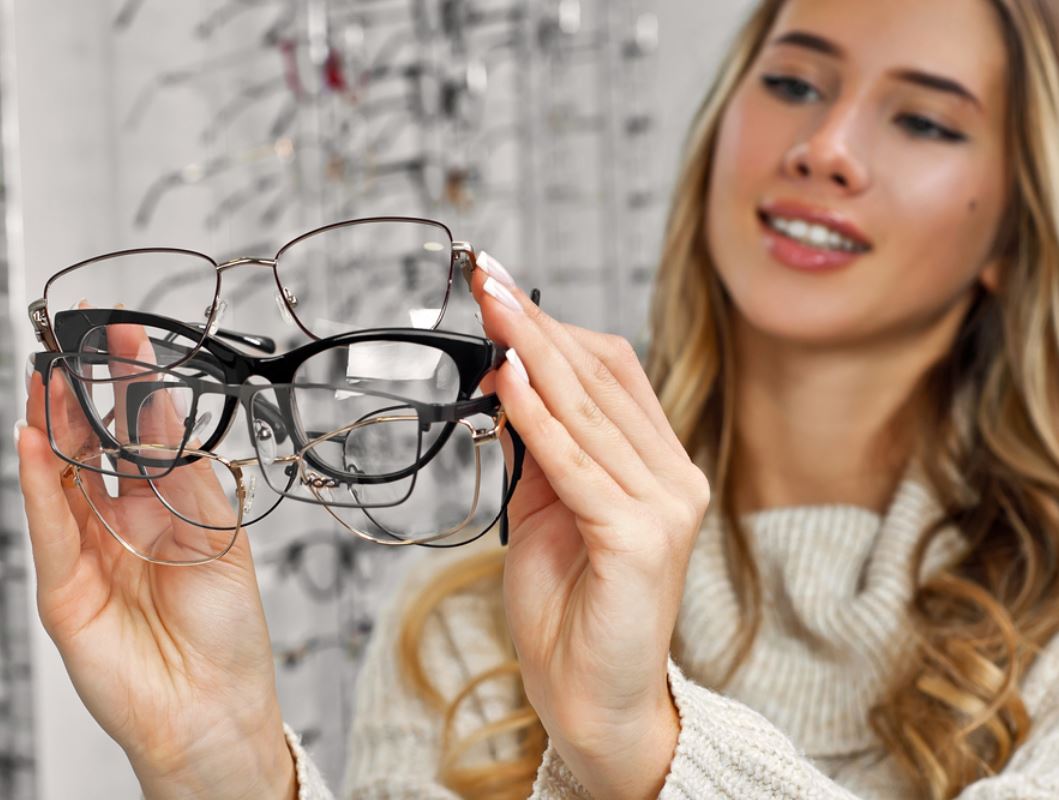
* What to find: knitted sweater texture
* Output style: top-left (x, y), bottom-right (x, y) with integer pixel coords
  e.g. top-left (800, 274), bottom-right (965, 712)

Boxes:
top-left (284, 473), bottom-right (1059, 798)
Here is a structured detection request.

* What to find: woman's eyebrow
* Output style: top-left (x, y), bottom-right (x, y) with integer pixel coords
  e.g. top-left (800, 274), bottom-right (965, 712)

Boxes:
top-left (769, 30), bottom-right (984, 112)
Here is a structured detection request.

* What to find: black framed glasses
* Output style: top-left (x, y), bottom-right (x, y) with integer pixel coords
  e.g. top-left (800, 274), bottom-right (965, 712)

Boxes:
top-left (33, 316), bottom-right (505, 480)
top-left (29, 216), bottom-right (483, 371)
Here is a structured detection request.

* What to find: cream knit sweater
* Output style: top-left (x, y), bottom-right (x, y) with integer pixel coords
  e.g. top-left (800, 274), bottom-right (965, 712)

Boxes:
top-left (283, 472), bottom-right (1059, 799)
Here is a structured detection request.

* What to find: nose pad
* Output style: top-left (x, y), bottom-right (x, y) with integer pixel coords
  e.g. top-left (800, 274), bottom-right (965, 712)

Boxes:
top-left (344, 436), bottom-right (366, 474)
top-left (206, 299), bottom-right (229, 336)
top-left (274, 290), bottom-right (296, 327)
top-left (253, 418), bottom-right (277, 465)
top-left (241, 473), bottom-right (257, 516)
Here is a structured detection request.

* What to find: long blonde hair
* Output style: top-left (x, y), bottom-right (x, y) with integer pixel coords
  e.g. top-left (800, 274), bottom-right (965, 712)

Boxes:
top-left (396, 2), bottom-right (1059, 797)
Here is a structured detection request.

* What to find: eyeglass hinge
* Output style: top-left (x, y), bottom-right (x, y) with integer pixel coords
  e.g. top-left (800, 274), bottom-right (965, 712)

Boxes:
top-left (471, 410), bottom-right (507, 444)
top-left (28, 299), bottom-right (51, 343)
top-left (452, 241), bottom-right (476, 289)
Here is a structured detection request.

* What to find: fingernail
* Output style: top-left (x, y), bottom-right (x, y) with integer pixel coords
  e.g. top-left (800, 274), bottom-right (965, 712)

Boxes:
top-left (483, 276), bottom-right (522, 313)
top-left (477, 251), bottom-right (517, 288)
top-left (13, 419), bottom-right (27, 450)
top-left (506, 349), bottom-right (529, 384)
top-left (24, 355), bottom-right (34, 391)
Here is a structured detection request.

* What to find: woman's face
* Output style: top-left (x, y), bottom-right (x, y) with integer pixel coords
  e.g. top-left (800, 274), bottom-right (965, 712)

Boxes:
top-left (707, 0), bottom-right (1010, 348)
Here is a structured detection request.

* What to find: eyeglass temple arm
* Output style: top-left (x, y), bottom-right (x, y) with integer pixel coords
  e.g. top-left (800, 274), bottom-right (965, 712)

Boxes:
top-left (498, 425), bottom-right (525, 547)
top-left (45, 306), bottom-right (278, 356)
top-left (455, 246), bottom-right (543, 304)
top-left (495, 287), bottom-right (540, 547)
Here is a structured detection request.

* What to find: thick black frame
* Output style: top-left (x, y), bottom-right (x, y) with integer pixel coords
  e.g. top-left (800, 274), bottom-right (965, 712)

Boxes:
top-left (45, 308), bottom-right (505, 474)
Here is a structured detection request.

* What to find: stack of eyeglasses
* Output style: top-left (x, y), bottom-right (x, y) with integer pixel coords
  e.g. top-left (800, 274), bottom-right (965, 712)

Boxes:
top-left (28, 217), bottom-right (532, 566)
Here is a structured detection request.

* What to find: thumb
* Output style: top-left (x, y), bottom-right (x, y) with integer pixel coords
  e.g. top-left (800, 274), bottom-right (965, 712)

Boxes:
top-left (17, 423), bottom-right (84, 595)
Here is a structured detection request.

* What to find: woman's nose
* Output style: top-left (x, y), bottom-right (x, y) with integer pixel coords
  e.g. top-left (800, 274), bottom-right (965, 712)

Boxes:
top-left (782, 101), bottom-right (871, 193)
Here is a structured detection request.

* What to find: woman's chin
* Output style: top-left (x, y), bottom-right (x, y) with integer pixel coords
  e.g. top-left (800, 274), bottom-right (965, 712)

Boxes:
top-left (732, 300), bottom-right (877, 351)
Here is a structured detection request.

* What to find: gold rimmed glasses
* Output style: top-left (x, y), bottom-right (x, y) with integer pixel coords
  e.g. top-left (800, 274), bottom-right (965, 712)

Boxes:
top-left (63, 444), bottom-right (253, 566)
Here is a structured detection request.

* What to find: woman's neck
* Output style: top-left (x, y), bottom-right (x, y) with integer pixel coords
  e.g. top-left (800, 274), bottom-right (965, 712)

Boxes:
top-left (727, 305), bottom-right (967, 516)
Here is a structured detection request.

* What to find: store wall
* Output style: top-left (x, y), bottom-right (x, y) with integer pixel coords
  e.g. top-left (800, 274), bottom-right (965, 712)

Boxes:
top-left (7, 3), bottom-right (142, 797)
top-left (4, 2), bottom-right (758, 797)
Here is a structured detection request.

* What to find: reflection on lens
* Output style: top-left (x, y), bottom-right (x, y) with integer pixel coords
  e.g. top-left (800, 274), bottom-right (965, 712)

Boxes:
top-left (74, 446), bottom-right (242, 565)
top-left (293, 340), bottom-right (461, 405)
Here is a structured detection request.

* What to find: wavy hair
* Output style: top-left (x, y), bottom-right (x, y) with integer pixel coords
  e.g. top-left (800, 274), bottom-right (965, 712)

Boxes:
top-left (395, 2), bottom-right (1059, 798)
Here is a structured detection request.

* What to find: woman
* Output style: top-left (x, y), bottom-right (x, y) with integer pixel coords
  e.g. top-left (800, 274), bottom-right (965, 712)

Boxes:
top-left (16, 0), bottom-right (1059, 797)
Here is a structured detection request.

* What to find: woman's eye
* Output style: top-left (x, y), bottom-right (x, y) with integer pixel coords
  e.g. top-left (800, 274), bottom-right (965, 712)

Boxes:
top-left (895, 114), bottom-right (966, 143)
top-left (761, 74), bottom-right (822, 103)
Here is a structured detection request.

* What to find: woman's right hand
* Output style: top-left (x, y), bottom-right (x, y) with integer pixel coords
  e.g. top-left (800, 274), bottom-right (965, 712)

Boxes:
top-left (17, 350), bottom-right (297, 799)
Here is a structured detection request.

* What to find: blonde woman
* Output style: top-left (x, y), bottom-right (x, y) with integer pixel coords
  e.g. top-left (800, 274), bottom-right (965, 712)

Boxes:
top-left (16, 0), bottom-right (1059, 798)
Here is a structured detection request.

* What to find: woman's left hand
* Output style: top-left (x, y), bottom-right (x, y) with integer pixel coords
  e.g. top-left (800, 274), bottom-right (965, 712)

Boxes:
top-left (471, 255), bottom-right (712, 800)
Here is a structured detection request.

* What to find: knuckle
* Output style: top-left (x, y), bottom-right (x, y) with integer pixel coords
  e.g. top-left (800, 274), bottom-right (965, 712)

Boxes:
top-left (692, 470), bottom-right (712, 510)
top-left (607, 334), bottom-right (638, 364)
top-left (575, 392), bottom-right (606, 428)
top-left (588, 353), bottom-right (616, 388)
top-left (533, 410), bottom-right (556, 444)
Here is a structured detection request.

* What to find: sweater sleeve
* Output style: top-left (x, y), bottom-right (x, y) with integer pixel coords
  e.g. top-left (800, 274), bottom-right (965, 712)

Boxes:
top-left (657, 657), bottom-right (860, 799)
top-left (529, 657), bottom-right (859, 799)
top-left (534, 653), bottom-right (1059, 800)
top-left (285, 723), bottom-right (336, 800)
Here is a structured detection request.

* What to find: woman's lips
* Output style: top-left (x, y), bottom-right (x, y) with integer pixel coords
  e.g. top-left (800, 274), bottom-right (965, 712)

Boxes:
top-left (759, 200), bottom-right (874, 249)
top-left (757, 212), bottom-right (869, 272)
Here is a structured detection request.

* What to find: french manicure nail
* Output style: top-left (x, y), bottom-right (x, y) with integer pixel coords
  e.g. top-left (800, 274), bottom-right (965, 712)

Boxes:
top-left (477, 251), bottom-right (517, 288)
top-left (483, 276), bottom-right (523, 313)
top-left (506, 349), bottom-right (530, 384)
top-left (13, 419), bottom-right (27, 450)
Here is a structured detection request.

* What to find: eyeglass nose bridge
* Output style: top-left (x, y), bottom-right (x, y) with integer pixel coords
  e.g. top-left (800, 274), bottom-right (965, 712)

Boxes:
top-left (216, 256), bottom-right (278, 272)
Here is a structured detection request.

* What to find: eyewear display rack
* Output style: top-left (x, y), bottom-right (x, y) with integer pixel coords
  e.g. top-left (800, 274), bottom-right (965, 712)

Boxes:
top-left (115, 0), bottom-right (663, 339)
